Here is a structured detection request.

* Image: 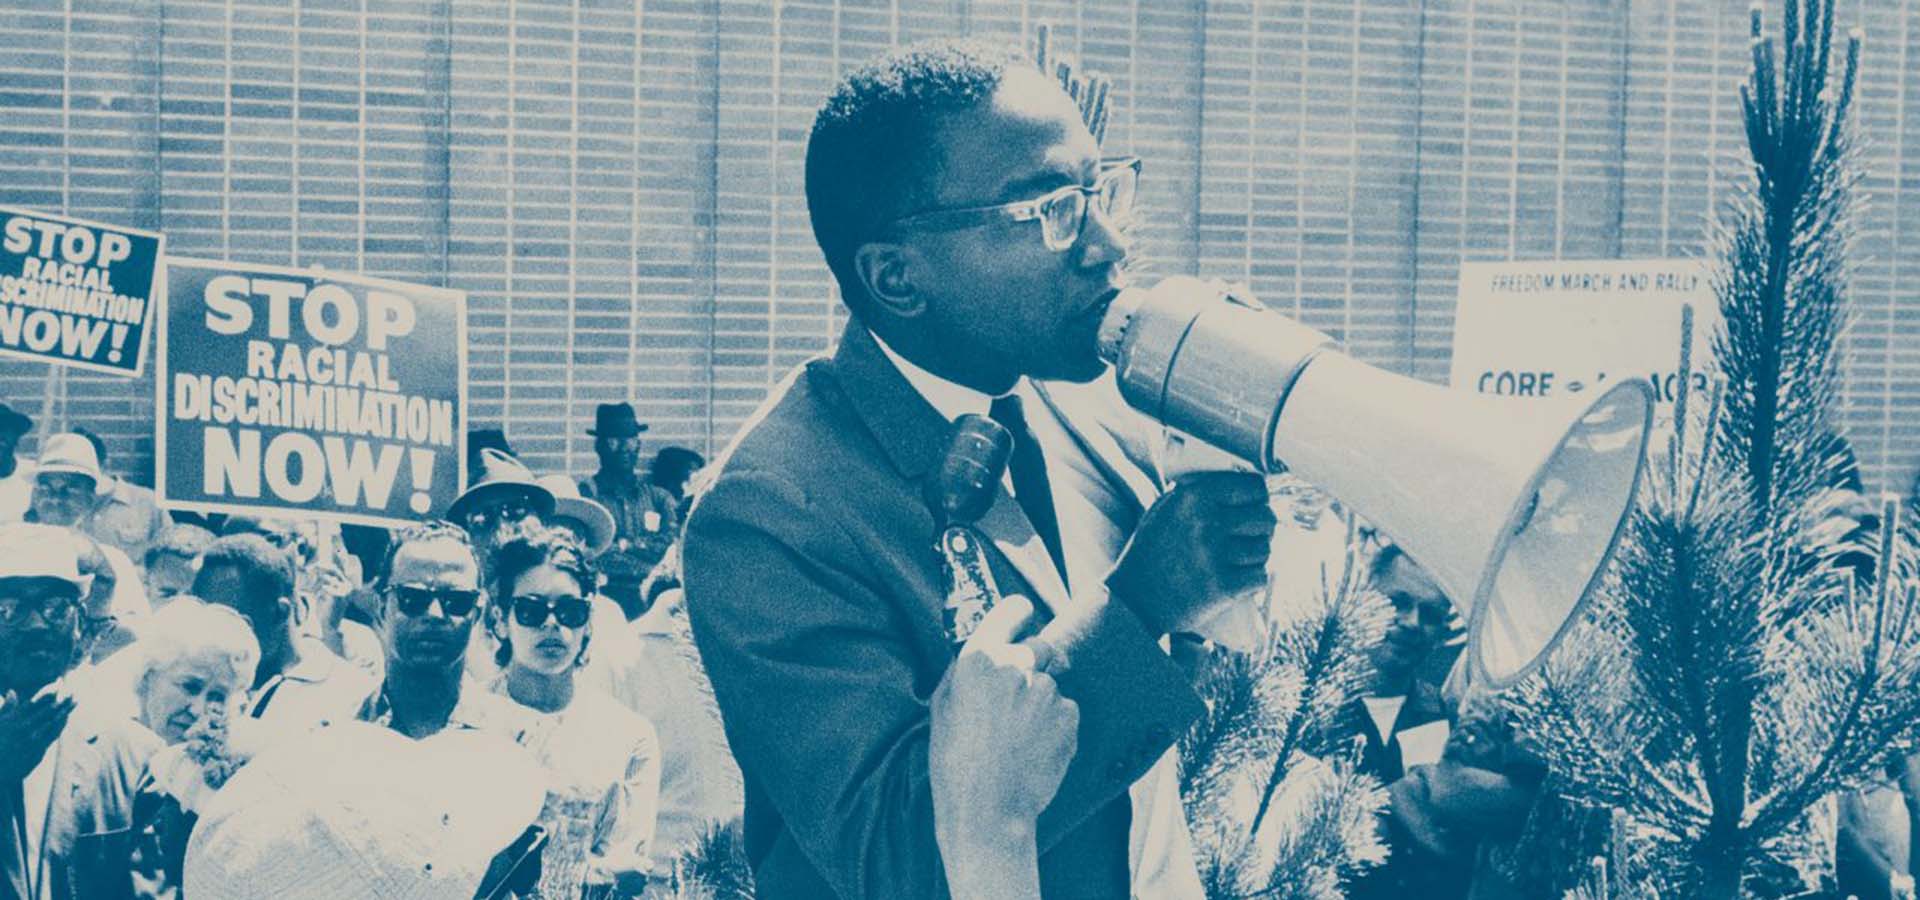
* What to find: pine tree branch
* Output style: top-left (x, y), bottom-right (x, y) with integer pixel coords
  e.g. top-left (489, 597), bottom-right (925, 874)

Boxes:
top-left (1754, 502), bottom-right (1904, 836)
top-left (1249, 601), bottom-right (1347, 838)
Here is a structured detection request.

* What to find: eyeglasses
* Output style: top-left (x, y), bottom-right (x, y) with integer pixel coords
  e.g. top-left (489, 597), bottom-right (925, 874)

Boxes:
top-left (464, 502), bottom-right (533, 534)
top-left (32, 476), bottom-right (96, 503)
top-left (510, 594), bottom-right (593, 629)
top-left (0, 593), bottom-right (81, 628)
top-left (889, 156), bottom-right (1141, 253)
top-left (389, 584), bottom-right (482, 619)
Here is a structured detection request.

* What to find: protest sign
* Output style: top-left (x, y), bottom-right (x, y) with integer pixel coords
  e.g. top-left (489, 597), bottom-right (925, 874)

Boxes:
top-left (0, 206), bottom-right (162, 376)
top-left (1449, 259), bottom-right (1718, 429)
top-left (157, 258), bottom-right (467, 528)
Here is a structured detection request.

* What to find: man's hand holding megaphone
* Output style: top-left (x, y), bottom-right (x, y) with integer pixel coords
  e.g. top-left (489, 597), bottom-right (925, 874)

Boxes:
top-left (1107, 470), bottom-right (1278, 639)
top-left (930, 594), bottom-right (1078, 900)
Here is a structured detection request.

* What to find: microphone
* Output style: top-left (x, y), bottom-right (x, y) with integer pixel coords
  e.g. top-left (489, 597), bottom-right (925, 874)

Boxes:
top-left (927, 414), bottom-right (1013, 644)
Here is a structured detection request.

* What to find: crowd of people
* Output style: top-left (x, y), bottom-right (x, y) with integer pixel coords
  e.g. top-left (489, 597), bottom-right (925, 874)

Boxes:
top-left (0, 396), bottom-right (739, 898)
top-left (3, 31), bottom-right (1914, 900)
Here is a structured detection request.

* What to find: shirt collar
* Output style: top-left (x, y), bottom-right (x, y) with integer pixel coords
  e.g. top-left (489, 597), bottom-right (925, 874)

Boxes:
top-left (96, 479), bottom-right (133, 507)
top-left (869, 329), bottom-right (1018, 423)
top-left (360, 677), bottom-right (520, 732)
top-left (276, 637), bottom-right (342, 684)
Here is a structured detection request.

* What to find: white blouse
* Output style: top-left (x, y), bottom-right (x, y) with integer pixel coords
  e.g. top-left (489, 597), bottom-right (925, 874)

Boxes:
top-left (488, 682), bottom-right (662, 898)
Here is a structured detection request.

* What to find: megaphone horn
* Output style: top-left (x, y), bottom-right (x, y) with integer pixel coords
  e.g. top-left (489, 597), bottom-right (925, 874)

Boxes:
top-left (1098, 276), bottom-right (1654, 689)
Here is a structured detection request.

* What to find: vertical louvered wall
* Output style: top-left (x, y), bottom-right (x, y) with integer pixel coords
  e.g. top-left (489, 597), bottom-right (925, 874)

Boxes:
top-left (3, 0), bottom-right (1918, 493)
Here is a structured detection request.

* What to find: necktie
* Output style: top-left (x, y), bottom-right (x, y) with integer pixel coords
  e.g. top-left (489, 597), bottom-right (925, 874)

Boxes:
top-left (989, 393), bottom-right (1069, 591)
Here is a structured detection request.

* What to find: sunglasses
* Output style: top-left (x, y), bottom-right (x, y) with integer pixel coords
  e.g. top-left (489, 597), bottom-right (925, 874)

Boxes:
top-left (390, 584), bottom-right (482, 619)
top-left (0, 594), bottom-right (81, 628)
top-left (510, 594), bottom-right (592, 629)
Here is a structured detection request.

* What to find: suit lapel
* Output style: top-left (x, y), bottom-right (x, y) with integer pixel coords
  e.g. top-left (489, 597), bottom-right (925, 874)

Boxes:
top-left (828, 323), bottom-right (950, 483)
top-left (974, 480), bottom-right (1073, 615)
top-left (1032, 377), bottom-right (1163, 516)
top-left (829, 324), bottom-right (1073, 615)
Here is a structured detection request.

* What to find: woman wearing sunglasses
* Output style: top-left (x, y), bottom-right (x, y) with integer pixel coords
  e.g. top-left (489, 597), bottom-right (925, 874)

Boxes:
top-left (486, 527), bottom-right (661, 898)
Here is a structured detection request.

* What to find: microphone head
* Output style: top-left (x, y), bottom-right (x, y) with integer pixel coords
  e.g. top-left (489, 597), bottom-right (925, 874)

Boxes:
top-left (927, 414), bottom-right (1013, 527)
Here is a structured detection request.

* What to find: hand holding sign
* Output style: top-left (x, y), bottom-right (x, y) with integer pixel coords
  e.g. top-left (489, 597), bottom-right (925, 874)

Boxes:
top-left (160, 258), bottom-right (466, 528)
top-left (0, 206), bottom-right (161, 374)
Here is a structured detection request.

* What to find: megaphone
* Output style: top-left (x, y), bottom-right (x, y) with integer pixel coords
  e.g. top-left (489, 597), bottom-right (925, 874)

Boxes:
top-left (1097, 276), bottom-right (1653, 689)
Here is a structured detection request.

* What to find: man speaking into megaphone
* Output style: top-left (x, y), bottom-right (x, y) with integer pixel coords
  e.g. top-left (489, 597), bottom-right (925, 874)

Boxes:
top-left (682, 38), bottom-right (1281, 900)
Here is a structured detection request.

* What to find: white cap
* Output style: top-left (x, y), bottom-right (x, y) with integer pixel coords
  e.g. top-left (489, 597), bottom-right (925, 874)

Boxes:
top-left (0, 523), bottom-right (92, 594)
top-left (184, 722), bottom-right (547, 900)
top-left (33, 433), bottom-right (103, 486)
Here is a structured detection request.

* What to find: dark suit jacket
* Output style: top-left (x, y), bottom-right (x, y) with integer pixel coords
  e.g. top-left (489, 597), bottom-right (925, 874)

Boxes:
top-left (683, 323), bottom-right (1205, 900)
top-left (40, 714), bottom-right (162, 900)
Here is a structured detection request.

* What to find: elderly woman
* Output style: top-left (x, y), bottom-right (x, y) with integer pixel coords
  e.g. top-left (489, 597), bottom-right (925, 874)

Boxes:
top-left (135, 598), bottom-right (259, 744)
top-left (487, 527), bottom-right (662, 898)
top-left (123, 599), bottom-right (261, 900)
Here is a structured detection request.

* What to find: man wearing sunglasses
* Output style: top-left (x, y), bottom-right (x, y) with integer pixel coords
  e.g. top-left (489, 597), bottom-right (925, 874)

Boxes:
top-left (684, 40), bottom-right (1275, 900)
top-left (360, 522), bottom-right (527, 741)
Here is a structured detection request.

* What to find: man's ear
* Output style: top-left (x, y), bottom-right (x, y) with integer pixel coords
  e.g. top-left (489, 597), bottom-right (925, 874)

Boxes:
top-left (279, 594), bottom-right (303, 629)
top-left (853, 243), bottom-right (926, 319)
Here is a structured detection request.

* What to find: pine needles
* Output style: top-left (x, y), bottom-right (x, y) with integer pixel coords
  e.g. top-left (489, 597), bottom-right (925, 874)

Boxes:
top-left (1506, 2), bottom-right (1920, 896)
top-left (1180, 527), bottom-right (1393, 899)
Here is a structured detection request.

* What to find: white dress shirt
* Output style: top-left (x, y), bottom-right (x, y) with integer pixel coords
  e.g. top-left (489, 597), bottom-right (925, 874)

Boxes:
top-left (871, 332), bottom-right (1204, 900)
top-left (0, 459), bottom-right (34, 524)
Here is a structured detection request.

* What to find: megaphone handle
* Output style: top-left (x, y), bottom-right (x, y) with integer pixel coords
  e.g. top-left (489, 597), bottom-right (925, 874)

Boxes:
top-left (1152, 426), bottom-right (1257, 485)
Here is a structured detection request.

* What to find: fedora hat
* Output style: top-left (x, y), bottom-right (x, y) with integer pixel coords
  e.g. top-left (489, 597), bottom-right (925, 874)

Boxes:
top-left (535, 474), bottom-right (615, 556)
top-left (0, 402), bottom-right (31, 439)
top-left (587, 402), bottom-right (647, 438)
top-left (467, 428), bottom-right (515, 458)
top-left (35, 432), bottom-right (103, 487)
top-left (446, 448), bottom-right (554, 525)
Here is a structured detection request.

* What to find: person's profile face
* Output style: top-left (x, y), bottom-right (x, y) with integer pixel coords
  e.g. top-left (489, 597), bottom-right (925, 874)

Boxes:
top-left (30, 472), bottom-right (97, 527)
top-left (139, 650), bottom-right (245, 745)
top-left (382, 538), bottom-right (482, 669)
top-left (146, 554), bottom-right (199, 609)
top-left (896, 67), bottom-right (1129, 387)
top-left (0, 429), bottom-right (22, 462)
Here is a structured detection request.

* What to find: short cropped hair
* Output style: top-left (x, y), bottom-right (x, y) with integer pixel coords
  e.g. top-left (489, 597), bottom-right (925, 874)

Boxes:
top-left (647, 446), bottom-right (707, 493)
top-left (138, 596), bottom-right (262, 688)
top-left (144, 523), bottom-right (216, 570)
top-left (375, 520), bottom-right (478, 588)
top-left (198, 534), bottom-right (297, 603)
top-left (805, 40), bottom-right (1021, 316)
